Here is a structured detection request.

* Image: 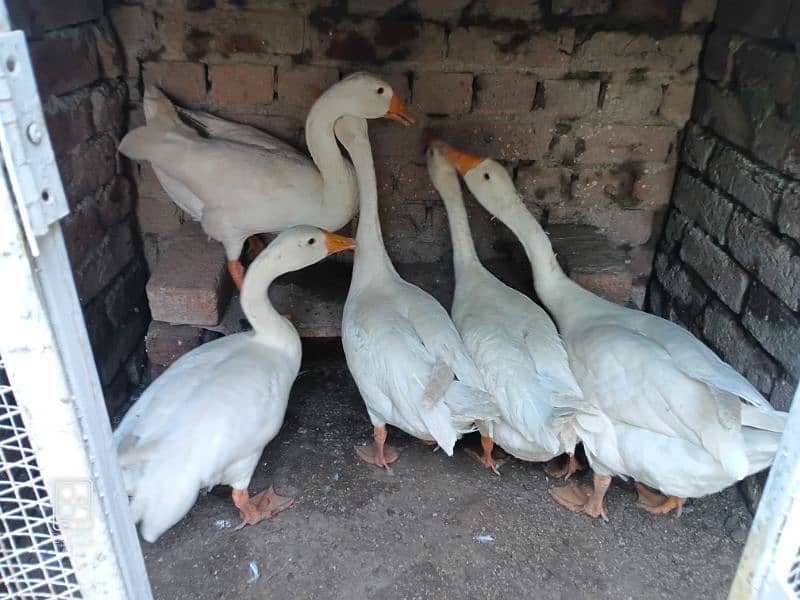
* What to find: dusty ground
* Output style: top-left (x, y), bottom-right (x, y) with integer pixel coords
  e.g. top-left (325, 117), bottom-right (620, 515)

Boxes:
top-left (140, 341), bottom-right (753, 600)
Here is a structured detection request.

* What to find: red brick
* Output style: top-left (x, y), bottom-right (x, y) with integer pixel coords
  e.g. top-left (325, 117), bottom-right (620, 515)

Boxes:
top-left (474, 73), bottom-right (536, 114)
top-left (210, 64), bottom-right (274, 107)
top-left (146, 320), bottom-right (220, 368)
top-left (93, 19), bottom-right (123, 79)
top-left (552, 0), bottom-right (611, 16)
top-left (369, 120), bottom-right (426, 159)
top-left (62, 200), bottom-right (105, 268)
top-left (634, 165), bottom-right (676, 207)
top-left (396, 162), bottom-right (439, 202)
top-left (575, 124), bottom-right (675, 164)
top-left (146, 227), bottom-right (233, 326)
top-left (572, 169), bottom-right (634, 206)
top-left (449, 27), bottom-right (573, 70)
top-left (7, 0), bottom-right (102, 34)
top-left (59, 135), bottom-right (118, 206)
top-left (99, 177), bottom-right (134, 227)
top-left (143, 62), bottom-right (207, 105)
top-left (480, 0), bottom-right (542, 21)
top-left (614, 0), bottom-right (681, 22)
top-left (629, 244), bottom-right (656, 278)
top-left (137, 162), bottom-right (166, 197)
top-left (435, 119), bottom-right (554, 161)
top-left (600, 82), bottom-right (662, 122)
top-left (30, 29), bottom-right (100, 98)
top-left (109, 4), bottom-right (158, 74)
top-left (309, 18), bottom-right (445, 64)
top-left (541, 80), bottom-right (599, 117)
top-left (137, 195), bottom-right (185, 236)
top-left (681, 0), bottom-right (717, 24)
top-left (572, 32), bottom-right (702, 73)
top-left (661, 83), bottom-right (696, 126)
top-left (73, 220), bottom-right (136, 305)
top-left (572, 271), bottom-right (632, 304)
top-left (516, 166), bottom-right (568, 208)
top-left (415, 0), bottom-right (471, 20)
top-left (276, 65), bottom-right (339, 109)
top-left (91, 80), bottom-right (127, 137)
top-left (413, 72), bottom-right (473, 114)
top-left (44, 93), bottom-right (95, 156)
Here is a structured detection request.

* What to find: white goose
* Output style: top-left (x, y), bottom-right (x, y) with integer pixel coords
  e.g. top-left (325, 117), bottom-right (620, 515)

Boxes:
top-left (335, 117), bottom-right (498, 468)
top-left (119, 72), bottom-right (413, 288)
top-left (442, 145), bottom-right (787, 519)
top-left (427, 140), bottom-right (584, 476)
top-left (114, 226), bottom-right (356, 542)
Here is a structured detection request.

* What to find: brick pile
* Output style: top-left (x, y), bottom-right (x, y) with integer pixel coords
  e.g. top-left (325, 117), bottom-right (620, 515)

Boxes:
top-left (9, 0), bottom-right (149, 415)
top-left (105, 0), bottom-right (711, 372)
top-left (651, 0), bottom-right (800, 416)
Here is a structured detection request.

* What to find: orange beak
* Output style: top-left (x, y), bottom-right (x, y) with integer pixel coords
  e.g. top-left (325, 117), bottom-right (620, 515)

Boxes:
top-left (439, 143), bottom-right (486, 175)
top-left (384, 93), bottom-right (415, 126)
top-left (323, 230), bottom-right (357, 255)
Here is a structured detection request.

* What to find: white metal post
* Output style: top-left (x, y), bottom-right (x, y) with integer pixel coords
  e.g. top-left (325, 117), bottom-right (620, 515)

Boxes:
top-left (0, 2), bottom-right (152, 598)
top-left (730, 387), bottom-right (800, 599)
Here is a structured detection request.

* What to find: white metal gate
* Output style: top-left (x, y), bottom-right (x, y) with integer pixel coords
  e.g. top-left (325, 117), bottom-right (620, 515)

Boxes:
top-left (731, 386), bottom-right (800, 600)
top-left (0, 4), bottom-right (152, 599)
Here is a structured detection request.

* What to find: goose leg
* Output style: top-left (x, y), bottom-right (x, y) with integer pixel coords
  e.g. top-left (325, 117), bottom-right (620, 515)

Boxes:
top-left (228, 260), bottom-right (245, 290)
top-left (421, 439), bottom-right (440, 452)
top-left (583, 473), bottom-right (611, 520)
top-left (550, 472), bottom-right (610, 521)
top-left (232, 487), bottom-right (293, 530)
top-left (635, 483), bottom-right (686, 516)
top-left (465, 436), bottom-right (506, 475)
top-left (544, 453), bottom-right (582, 479)
top-left (355, 425), bottom-right (399, 469)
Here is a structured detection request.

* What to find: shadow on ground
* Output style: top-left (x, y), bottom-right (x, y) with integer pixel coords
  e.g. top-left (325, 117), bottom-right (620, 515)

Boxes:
top-left (141, 340), bottom-right (752, 600)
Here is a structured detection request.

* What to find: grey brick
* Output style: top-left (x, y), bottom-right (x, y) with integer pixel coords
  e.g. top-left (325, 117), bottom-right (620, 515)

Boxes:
top-left (673, 169), bottom-right (734, 243)
top-left (743, 284), bottom-right (800, 378)
top-left (647, 278), bottom-right (666, 317)
top-left (680, 123), bottom-right (717, 173)
top-left (681, 226), bottom-right (750, 313)
top-left (727, 210), bottom-right (800, 311)
top-left (702, 300), bottom-right (779, 395)
top-left (692, 80), bottom-right (753, 149)
top-left (716, 0), bottom-right (792, 39)
top-left (779, 183), bottom-right (800, 242)
top-left (769, 375), bottom-right (797, 411)
top-left (654, 253), bottom-right (709, 315)
top-left (660, 209), bottom-right (692, 252)
top-left (708, 144), bottom-right (781, 222)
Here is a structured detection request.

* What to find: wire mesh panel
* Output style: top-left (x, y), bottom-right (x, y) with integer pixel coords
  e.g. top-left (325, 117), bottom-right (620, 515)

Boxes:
top-left (0, 357), bottom-right (81, 599)
top-left (789, 547), bottom-right (800, 598)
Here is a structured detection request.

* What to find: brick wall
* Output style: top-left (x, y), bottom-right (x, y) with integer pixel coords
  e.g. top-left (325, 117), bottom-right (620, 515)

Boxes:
top-left (650, 0), bottom-right (800, 420)
top-left (9, 1), bottom-right (150, 415)
top-left (110, 0), bottom-right (710, 312)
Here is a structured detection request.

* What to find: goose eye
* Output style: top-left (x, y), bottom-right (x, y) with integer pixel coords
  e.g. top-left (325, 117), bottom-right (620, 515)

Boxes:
top-left (308, 238), bottom-right (316, 245)
top-left (483, 173), bottom-right (490, 181)
top-left (377, 87), bottom-right (384, 94)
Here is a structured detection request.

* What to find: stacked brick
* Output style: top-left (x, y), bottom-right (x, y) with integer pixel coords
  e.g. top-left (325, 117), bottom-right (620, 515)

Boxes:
top-left (8, 0), bottom-right (149, 415)
top-left (650, 0), bottom-right (800, 421)
top-left (106, 0), bottom-right (711, 369)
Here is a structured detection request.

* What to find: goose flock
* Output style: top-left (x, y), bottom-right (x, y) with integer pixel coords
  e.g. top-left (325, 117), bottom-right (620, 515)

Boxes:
top-left (115, 72), bottom-right (787, 543)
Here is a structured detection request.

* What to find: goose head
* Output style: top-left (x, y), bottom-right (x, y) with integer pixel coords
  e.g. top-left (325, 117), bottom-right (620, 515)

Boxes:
top-left (322, 72), bottom-right (415, 125)
top-left (425, 138), bottom-right (463, 202)
top-left (255, 225), bottom-right (356, 275)
top-left (436, 142), bottom-right (520, 214)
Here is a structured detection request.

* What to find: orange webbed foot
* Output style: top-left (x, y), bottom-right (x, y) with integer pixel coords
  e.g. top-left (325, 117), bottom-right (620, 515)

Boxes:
top-left (635, 483), bottom-right (685, 516)
top-left (544, 454), bottom-right (582, 479)
top-left (232, 487), bottom-right (293, 530)
top-left (355, 442), bottom-right (400, 469)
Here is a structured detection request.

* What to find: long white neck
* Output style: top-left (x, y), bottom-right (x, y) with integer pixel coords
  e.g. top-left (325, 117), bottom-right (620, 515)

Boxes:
top-left (341, 127), bottom-right (398, 287)
top-left (305, 97), bottom-right (358, 228)
top-left (438, 182), bottom-right (481, 282)
top-left (240, 254), bottom-right (299, 347)
top-left (491, 191), bottom-right (569, 306)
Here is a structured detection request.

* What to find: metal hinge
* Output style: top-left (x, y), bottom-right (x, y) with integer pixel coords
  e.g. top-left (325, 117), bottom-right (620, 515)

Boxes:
top-left (0, 29), bottom-right (68, 256)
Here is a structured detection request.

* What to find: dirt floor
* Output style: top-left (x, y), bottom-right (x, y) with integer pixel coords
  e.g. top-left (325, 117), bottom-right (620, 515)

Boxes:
top-left (139, 341), bottom-right (753, 600)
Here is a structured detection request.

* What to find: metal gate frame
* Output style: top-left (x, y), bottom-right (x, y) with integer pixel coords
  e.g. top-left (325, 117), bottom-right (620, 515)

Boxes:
top-left (731, 387), bottom-right (800, 599)
top-left (0, 4), bottom-right (152, 598)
